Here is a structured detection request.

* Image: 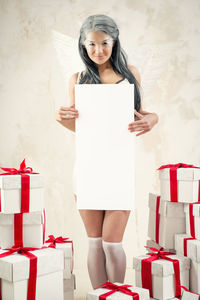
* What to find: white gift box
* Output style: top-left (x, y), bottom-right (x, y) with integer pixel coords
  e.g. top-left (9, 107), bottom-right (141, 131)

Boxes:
top-left (148, 193), bottom-right (185, 249)
top-left (133, 254), bottom-right (190, 300)
top-left (185, 203), bottom-right (200, 240)
top-left (0, 174), bottom-right (44, 213)
top-left (159, 167), bottom-right (200, 203)
top-left (175, 234), bottom-right (200, 293)
top-left (181, 289), bottom-right (200, 300)
top-left (87, 282), bottom-right (150, 300)
top-left (0, 247), bottom-right (64, 300)
top-left (44, 239), bottom-right (73, 279)
top-left (64, 274), bottom-right (76, 300)
top-left (146, 239), bottom-right (175, 253)
top-left (0, 210), bottom-right (46, 248)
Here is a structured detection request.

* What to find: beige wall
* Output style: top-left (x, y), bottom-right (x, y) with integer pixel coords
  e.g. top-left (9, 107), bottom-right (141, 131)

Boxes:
top-left (0, 0), bottom-right (200, 288)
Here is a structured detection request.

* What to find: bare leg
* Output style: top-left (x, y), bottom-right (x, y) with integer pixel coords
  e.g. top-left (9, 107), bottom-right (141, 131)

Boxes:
top-left (102, 210), bottom-right (131, 283)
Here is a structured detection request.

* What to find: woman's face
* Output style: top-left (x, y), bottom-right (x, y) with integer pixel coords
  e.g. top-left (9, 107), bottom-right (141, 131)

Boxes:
top-left (83, 31), bottom-right (114, 65)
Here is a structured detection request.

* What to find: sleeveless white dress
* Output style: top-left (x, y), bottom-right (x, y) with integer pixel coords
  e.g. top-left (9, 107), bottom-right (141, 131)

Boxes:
top-left (72, 72), bottom-right (130, 197)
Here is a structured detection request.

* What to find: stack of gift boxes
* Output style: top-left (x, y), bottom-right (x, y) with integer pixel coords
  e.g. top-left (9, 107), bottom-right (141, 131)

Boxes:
top-left (86, 163), bottom-right (200, 300)
top-left (0, 159), bottom-right (75, 300)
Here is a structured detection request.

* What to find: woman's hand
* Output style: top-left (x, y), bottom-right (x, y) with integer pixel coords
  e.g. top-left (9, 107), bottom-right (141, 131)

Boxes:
top-left (128, 109), bottom-right (158, 136)
top-left (55, 104), bottom-right (79, 121)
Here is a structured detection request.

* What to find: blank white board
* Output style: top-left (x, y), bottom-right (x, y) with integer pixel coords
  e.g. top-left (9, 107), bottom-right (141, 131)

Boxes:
top-left (75, 84), bottom-right (135, 210)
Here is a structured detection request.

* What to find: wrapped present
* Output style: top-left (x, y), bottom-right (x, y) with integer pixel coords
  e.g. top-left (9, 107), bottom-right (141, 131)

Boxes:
top-left (148, 193), bottom-right (185, 249)
top-left (0, 209), bottom-right (46, 248)
top-left (175, 234), bottom-right (200, 293)
top-left (0, 159), bottom-right (44, 213)
top-left (146, 239), bottom-right (175, 253)
top-left (185, 203), bottom-right (200, 240)
top-left (64, 274), bottom-right (76, 300)
top-left (87, 282), bottom-right (150, 300)
top-left (181, 286), bottom-right (200, 300)
top-left (0, 246), bottom-right (64, 300)
top-left (44, 235), bottom-right (73, 279)
top-left (133, 247), bottom-right (190, 300)
top-left (158, 163), bottom-right (200, 203)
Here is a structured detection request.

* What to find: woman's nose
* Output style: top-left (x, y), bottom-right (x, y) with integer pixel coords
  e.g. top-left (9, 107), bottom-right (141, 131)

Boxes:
top-left (95, 45), bottom-right (104, 54)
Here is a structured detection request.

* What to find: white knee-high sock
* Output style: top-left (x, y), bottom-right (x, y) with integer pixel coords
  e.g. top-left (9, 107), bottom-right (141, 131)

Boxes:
top-left (102, 240), bottom-right (126, 283)
top-left (87, 237), bottom-right (108, 289)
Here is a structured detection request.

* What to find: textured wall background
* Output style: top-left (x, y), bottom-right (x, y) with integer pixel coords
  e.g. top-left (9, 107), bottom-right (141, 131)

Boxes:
top-left (0, 0), bottom-right (200, 298)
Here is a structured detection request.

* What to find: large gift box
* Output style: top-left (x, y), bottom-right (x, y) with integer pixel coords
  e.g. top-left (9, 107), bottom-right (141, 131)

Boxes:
top-left (185, 203), bottom-right (200, 240)
top-left (158, 164), bottom-right (200, 203)
top-left (0, 247), bottom-right (64, 300)
top-left (64, 274), bottom-right (76, 300)
top-left (148, 193), bottom-right (185, 249)
top-left (175, 234), bottom-right (200, 293)
top-left (87, 282), bottom-right (150, 300)
top-left (0, 210), bottom-right (46, 248)
top-left (44, 235), bottom-right (73, 279)
top-left (0, 174), bottom-right (44, 214)
top-left (133, 251), bottom-right (190, 300)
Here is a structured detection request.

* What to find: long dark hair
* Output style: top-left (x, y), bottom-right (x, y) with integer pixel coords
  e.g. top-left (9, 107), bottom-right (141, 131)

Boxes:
top-left (78, 14), bottom-right (141, 112)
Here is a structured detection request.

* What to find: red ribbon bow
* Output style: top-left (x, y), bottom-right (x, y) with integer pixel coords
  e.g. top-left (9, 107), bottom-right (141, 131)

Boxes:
top-left (96, 282), bottom-right (139, 300)
top-left (158, 163), bottom-right (200, 202)
top-left (141, 246), bottom-right (181, 298)
top-left (0, 159), bottom-right (39, 213)
top-left (0, 246), bottom-right (39, 300)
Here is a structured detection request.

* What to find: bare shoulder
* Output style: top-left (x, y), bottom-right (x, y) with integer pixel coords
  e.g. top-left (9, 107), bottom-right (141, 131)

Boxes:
top-left (128, 64), bottom-right (141, 86)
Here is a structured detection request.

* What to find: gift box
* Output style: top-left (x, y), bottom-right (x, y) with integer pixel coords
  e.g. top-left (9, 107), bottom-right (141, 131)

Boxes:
top-left (185, 203), bottom-right (200, 240)
top-left (146, 239), bottom-right (175, 253)
top-left (64, 274), bottom-right (76, 300)
top-left (44, 235), bottom-right (73, 279)
top-left (158, 164), bottom-right (200, 203)
top-left (0, 209), bottom-right (46, 248)
top-left (181, 287), bottom-right (200, 300)
top-left (133, 251), bottom-right (190, 300)
top-left (0, 174), bottom-right (44, 213)
top-left (0, 247), bottom-right (64, 300)
top-left (148, 193), bottom-right (185, 249)
top-left (175, 234), bottom-right (200, 293)
top-left (87, 282), bottom-right (150, 300)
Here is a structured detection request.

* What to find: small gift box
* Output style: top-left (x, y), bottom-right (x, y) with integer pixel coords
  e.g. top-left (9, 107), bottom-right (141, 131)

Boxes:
top-left (148, 193), bottom-right (185, 249)
top-left (0, 209), bottom-right (46, 248)
top-left (181, 287), bottom-right (200, 300)
top-left (0, 160), bottom-right (44, 214)
top-left (175, 234), bottom-right (200, 293)
top-left (44, 235), bottom-right (73, 279)
top-left (133, 248), bottom-right (190, 300)
top-left (0, 247), bottom-right (64, 300)
top-left (184, 203), bottom-right (200, 240)
top-left (64, 273), bottom-right (76, 300)
top-left (158, 163), bottom-right (200, 203)
top-left (87, 282), bottom-right (150, 300)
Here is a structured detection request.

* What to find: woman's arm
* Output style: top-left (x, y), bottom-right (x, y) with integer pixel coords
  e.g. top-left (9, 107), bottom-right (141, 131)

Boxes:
top-left (55, 72), bottom-right (79, 132)
top-left (128, 64), bottom-right (159, 135)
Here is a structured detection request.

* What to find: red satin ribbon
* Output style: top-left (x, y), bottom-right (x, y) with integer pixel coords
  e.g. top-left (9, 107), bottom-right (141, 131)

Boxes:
top-left (45, 235), bottom-right (74, 273)
top-left (180, 286), bottom-right (200, 300)
top-left (158, 163), bottom-right (200, 202)
top-left (189, 202), bottom-right (200, 238)
top-left (141, 247), bottom-right (181, 298)
top-left (96, 282), bottom-right (139, 300)
top-left (0, 159), bottom-right (38, 213)
top-left (155, 196), bottom-right (161, 244)
top-left (183, 237), bottom-right (196, 256)
top-left (0, 246), bottom-right (39, 300)
top-left (14, 213), bottom-right (23, 247)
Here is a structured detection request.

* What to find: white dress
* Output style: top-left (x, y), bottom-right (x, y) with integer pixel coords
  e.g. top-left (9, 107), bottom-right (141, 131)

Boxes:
top-left (72, 72), bottom-right (130, 196)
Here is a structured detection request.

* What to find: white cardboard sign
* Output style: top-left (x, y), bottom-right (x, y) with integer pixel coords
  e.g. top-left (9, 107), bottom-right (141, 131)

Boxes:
top-left (75, 84), bottom-right (135, 210)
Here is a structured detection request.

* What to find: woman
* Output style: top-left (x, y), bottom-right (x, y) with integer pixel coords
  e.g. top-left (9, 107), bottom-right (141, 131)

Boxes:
top-left (55, 14), bottom-right (158, 289)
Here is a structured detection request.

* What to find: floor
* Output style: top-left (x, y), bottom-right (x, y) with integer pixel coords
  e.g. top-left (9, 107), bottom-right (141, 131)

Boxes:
top-left (73, 267), bottom-right (135, 300)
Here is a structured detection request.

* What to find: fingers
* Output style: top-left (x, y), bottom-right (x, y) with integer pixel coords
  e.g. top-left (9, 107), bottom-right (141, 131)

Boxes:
top-left (136, 129), bottom-right (150, 136)
top-left (56, 105), bottom-right (79, 121)
top-left (134, 109), bottom-right (143, 119)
